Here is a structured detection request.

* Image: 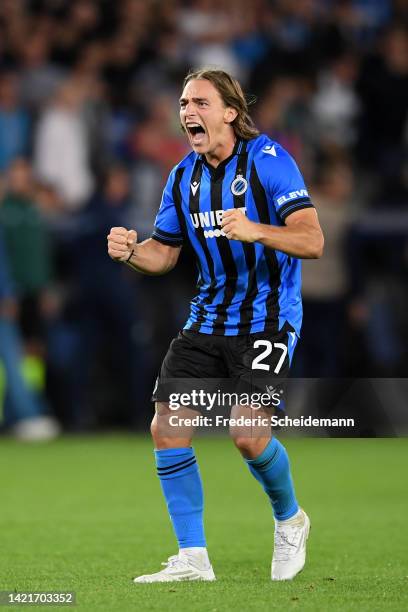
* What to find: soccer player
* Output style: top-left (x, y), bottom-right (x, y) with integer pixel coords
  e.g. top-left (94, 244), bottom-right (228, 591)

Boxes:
top-left (107, 69), bottom-right (324, 583)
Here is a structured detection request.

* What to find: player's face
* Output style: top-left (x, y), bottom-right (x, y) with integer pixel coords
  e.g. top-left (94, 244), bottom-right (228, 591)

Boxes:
top-left (179, 79), bottom-right (237, 156)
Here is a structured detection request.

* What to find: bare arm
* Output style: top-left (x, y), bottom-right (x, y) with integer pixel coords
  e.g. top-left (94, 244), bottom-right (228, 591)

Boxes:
top-left (125, 238), bottom-right (181, 275)
top-left (221, 208), bottom-right (324, 259)
top-left (255, 208), bottom-right (324, 259)
top-left (107, 227), bottom-right (181, 275)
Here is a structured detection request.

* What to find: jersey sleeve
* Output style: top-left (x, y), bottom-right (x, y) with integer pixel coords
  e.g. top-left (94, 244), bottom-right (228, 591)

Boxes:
top-left (264, 145), bottom-right (314, 222)
top-left (151, 169), bottom-right (184, 247)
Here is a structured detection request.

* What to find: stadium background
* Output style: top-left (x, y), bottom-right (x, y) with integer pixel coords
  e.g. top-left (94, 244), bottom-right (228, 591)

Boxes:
top-left (0, 2), bottom-right (407, 610)
top-left (1, 0), bottom-right (407, 434)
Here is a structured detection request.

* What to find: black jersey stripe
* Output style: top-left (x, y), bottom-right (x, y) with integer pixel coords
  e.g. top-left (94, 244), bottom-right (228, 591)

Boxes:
top-left (152, 225), bottom-right (183, 246)
top-left (151, 234), bottom-right (183, 247)
top-left (187, 160), bottom-right (218, 331)
top-left (250, 162), bottom-right (280, 331)
top-left (233, 143), bottom-right (258, 333)
top-left (211, 166), bottom-right (239, 334)
top-left (278, 197), bottom-right (313, 219)
top-left (153, 225), bottom-right (183, 240)
top-left (280, 201), bottom-right (314, 221)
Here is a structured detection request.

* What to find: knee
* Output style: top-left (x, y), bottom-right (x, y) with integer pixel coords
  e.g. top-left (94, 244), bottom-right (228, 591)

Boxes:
top-left (150, 417), bottom-right (159, 442)
top-left (232, 435), bottom-right (271, 459)
top-left (150, 417), bottom-right (169, 446)
top-left (232, 436), bottom-right (258, 455)
top-left (150, 416), bottom-right (192, 450)
top-left (150, 419), bottom-right (171, 448)
top-left (150, 407), bottom-right (168, 445)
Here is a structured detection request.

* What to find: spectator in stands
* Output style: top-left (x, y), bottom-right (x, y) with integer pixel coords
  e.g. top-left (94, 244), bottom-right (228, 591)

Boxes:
top-left (0, 159), bottom-right (53, 336)
top-left (311, 53), bottom-right (360, 149)
top-left (296, 159), bottom-right (353, 376)
top-left (0, 226), bottom-right (59, 440)
top-left (34, 78), bottom-right (94, 210)
top-left (356, 24), bottom-right (408, 205)
top-left (0, 71), bottom-right (30, 171)
top-left (66, 165), bottom-right (146, 428)
top-left (18, 32), bottom-right (65, 114)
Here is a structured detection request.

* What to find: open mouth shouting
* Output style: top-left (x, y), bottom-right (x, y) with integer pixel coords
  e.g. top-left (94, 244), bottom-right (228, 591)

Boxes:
top-left (186, 122), bottom-right (207, 146)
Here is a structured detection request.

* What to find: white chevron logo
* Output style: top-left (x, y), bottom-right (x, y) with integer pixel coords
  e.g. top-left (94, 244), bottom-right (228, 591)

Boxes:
top-left (262, 145), bottom-right (277, 156)
top-left (191, 181), bottom-right (200, 196)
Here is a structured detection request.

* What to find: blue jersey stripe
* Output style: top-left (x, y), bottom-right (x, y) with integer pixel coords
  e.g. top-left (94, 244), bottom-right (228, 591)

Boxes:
top-left (249, 162), bottom-right (281, 332)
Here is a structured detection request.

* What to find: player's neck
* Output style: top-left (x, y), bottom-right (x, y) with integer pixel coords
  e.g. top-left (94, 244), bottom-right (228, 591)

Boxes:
top-left (204, 133), bottom-right (237, 168)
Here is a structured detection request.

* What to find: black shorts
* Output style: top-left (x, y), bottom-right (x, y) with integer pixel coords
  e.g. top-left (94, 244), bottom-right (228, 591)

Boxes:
top-left (152, 324), bottom-right (298, 403)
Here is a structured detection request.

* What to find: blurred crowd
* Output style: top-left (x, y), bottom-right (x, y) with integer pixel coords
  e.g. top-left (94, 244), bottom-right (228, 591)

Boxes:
top-left (0, 0), bottom-right (407, 437)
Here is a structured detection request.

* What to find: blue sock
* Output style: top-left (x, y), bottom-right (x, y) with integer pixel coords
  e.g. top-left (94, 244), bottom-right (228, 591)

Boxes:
top-left (246, 438), bottom-right (298, 521)
top-left (155, 447), bottom-right (206, 548)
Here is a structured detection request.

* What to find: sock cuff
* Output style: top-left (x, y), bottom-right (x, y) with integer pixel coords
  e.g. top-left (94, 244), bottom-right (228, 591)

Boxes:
top-left (246, 437), bottom-right (281, 470)
top-left (155, 447), bottom-right (197, 479)
top-left (154, 447), bottom-right (194, 460)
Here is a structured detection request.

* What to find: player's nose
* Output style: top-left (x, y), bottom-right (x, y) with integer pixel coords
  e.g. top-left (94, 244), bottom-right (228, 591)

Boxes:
top-left (184, 102), bottom-right (197, 116)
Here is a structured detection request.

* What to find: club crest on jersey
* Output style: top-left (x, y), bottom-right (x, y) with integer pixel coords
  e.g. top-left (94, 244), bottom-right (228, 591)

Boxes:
top-left (230, 174), bottom-right (248, 197)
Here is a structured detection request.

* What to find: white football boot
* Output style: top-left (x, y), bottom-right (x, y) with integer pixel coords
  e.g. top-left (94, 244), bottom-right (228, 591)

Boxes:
top-left (272, 508), bottom-right (310, 581)
top-left (133, 548), bottom-right (216, 583)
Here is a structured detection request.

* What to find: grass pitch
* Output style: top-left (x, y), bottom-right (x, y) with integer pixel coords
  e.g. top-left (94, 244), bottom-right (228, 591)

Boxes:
top-left (1, 436), bottom-right (407, 611)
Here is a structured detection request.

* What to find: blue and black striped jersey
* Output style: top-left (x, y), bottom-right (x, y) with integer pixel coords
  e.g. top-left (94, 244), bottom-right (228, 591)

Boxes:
top-left (152, 134), bottom-right (314, 336)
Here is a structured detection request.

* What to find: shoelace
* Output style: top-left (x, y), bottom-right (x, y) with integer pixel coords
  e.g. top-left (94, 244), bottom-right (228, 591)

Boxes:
top-left (274, 526), bottom-right (302, 561)
top-left (161, 555), bottom-right (188, 570)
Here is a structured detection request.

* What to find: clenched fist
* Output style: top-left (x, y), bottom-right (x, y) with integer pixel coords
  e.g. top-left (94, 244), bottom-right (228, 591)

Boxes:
top-left (221, 209), bottom-right (260, 243)
top-left (107, 227), bottom-right (137, 262)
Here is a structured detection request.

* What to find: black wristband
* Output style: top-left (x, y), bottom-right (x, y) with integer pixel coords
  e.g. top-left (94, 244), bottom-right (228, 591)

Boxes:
top-left (125, 249), bottom-right (135, 262)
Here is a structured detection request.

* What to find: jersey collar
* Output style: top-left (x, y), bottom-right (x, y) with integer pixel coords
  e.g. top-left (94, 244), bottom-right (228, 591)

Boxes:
top-left (200, 138), bottom-right (245, 181)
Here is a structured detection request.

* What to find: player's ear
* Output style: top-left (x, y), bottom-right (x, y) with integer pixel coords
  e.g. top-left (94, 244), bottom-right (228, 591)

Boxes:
top-left (224, 107), bottom-right (238, 124)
